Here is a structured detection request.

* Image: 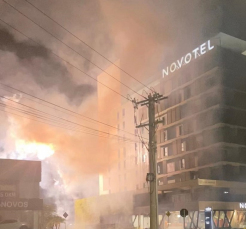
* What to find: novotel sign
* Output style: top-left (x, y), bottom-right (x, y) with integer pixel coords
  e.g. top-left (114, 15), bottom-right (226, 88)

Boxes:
top-left (162, 40), bottom-right (214, 78)
top-left (239, 203), bottom-right (246, 209)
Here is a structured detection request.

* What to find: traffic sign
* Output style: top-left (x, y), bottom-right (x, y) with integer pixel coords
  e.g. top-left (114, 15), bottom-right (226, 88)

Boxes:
top-left (180, 209), bottom-right (188, 217)
top-left (63, 212), bottom-right (68, 218)
top-left (166, 211), bottom-right (171, 217)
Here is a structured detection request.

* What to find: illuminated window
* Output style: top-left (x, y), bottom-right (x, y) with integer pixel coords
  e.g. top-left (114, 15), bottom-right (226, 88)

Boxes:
top-left (143, 154), bottom-right (147, 163)
top-left (161, 146), bottom-right (168, 157)
top-left (167, 178), bottom-right (175, 184)
top-left (181, 141), bottom-right (186, 152)
top-left (158, 178), bottom-right (164, 186)
top-left (161, 130), bottom-right (168, 142)
top-left (180, 158), bottom-right (185, 169)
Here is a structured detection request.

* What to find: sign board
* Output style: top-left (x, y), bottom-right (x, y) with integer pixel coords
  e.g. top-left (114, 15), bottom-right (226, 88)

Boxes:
top-left (162, 40), bottom-right (214, 78)
top-left (63, 212), bottom-right (68, 218)
top-left (166, 211), bottom-right (171, 217)
top-left (198, 179), bottom-right (216, 186)
top-left (180, 209), bottom-right (188, 217)
top-left (205, 207), bottom-right (213, 229)
top-left (0, 184), bottom-right (16, 191)
top-left (0, 198), bottom-right (43, 210)
top-left (0, 191), bottom-right (17, 198)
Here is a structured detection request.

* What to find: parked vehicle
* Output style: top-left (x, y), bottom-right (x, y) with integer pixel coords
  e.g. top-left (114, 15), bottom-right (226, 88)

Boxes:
top-left (0, 219), bottom-right (29, 229)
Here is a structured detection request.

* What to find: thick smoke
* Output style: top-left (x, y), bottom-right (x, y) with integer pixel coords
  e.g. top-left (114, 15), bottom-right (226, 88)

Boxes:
top-left (0, 27), bottom-right (95, 106)
top-left (0, 0), bottom-right (225, 227)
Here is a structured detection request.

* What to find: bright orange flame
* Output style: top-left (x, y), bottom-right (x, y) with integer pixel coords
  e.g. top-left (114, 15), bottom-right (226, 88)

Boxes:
top-left (15, 140), bottom-right (55, 160)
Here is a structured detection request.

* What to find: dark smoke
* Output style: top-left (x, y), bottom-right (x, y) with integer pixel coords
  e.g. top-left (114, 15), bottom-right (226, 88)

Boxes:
top-left (0, 27), bottom-right (95, 105)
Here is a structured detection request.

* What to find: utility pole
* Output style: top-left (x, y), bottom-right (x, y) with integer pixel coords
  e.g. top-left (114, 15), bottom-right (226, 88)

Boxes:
top-left (132, 92), bottom-right (167, 229)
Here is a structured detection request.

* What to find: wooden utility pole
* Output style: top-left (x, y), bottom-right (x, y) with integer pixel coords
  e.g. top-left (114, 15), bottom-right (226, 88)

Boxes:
top-left (132, 92), bottom-right (167, 229)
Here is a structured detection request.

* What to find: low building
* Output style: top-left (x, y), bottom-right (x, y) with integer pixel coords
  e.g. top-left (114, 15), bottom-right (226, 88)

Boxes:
top-left (0, 159), bottom-right (43, 229)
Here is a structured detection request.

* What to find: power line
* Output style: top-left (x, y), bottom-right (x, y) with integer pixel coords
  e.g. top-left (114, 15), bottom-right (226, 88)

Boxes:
top-left (24, 0), bottom-right (154, 94)
top-left (0, 107), bottom-right (137, 144)
top-left (0, 101), bottom-right (138, 144)
top-left (0, 95), bottom-right (138, 143)
top-left (0, 83), bottom-right (143, 139)
top-left (0, 18), bottom-right (129, 101)
top-left (2, 0), bottom-right (146, 99)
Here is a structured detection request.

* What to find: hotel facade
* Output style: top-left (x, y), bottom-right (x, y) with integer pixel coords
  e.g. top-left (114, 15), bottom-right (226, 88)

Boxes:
top-left (75, 5), bottom-right (246, 229)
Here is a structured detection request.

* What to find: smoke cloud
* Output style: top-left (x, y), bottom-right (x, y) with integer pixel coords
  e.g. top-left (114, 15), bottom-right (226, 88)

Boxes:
top-left (0, 27), bottom-right (95, 106)
top-left (0, 0), bottom-right (226, 226)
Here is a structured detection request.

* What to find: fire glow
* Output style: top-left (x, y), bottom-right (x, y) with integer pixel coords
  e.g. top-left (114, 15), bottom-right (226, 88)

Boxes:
top-left (15, 140), bottom-right (55, 160)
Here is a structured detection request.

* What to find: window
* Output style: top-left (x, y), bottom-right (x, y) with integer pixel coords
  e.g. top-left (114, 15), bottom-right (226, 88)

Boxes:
top-left (118, 150), bottom-right (120, 159)
top-left (135, 129), bottom-right (138, 136)
top-left (179, 90), bottom-right (184, 102)
top-left (190, 171), bottom-right (197, 180)
top-left (162, 114), bottom-right (167, 125)
top-left (124, 160), bottom-right (126, 168)
top-left (117, 112), bottom-right (119, 120)
top-left (176, 125), bottom-right (183, 137)
top-left (124, 174), bottom-right (126, 182)
top-left (167, 162), bottom-right (175, 173)
top-left (135, 157), bottom-right (138, 165)
top-left (135, 143), bottom-right (138, 151)
top-left (181, 141), bottom-right (186, 152)
top-left (161, 146), bottom-right (168, 157)
top-left (143, 154), bottom-right (147, 163)
top-left (118, 163), bottom-right (121, 170)
top-left (124, 148), bottom-right (126, 157)
top-left (180, 158), bottom-right (185, 169)
top-left (123, 122), bottom-right (125, 129)
top-left (122, 109), bottom-right (125, 116)
top-left (161, 130), bottom-right (168, 142)
top-left (158, 178), bottom-right (164, 186)
top-left (157, 164), bottom-right (161, 174)
top-left (167, 178), bottom-right (175, 184)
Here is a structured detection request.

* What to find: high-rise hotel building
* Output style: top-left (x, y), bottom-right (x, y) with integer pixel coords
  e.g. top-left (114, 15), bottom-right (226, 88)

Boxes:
top-left (75, 3), bottom-right (246, 229)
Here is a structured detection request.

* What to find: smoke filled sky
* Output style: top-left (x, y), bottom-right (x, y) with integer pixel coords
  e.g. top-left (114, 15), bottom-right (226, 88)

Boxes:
top-left (0, 0), bottom-right (232, 215)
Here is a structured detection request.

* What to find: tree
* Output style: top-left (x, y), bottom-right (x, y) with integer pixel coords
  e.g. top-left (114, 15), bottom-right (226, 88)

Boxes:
top-left (41, 205), bottom-right (65, 229)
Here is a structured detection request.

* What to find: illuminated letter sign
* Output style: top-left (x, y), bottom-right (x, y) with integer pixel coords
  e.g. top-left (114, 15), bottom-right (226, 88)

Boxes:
top-left (240, 203), bottom-right (246, 209)
top-left (0, 198), bottom-right (43, 210)
top-left (162, 40), bottom-right (214, 78)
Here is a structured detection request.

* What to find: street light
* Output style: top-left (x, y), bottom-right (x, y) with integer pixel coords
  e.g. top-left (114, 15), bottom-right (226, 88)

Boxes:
top-left (146, 173), bottom-right (155, 182)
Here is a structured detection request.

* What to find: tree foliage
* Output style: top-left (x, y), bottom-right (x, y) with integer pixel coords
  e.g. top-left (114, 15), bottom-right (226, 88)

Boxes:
top-left (42, 204), bottom-right (65, 229)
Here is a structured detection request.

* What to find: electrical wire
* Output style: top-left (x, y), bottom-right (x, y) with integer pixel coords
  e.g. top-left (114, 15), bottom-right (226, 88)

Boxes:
top-left (23, 0), bottom-right (154, 94)
top-left (0, 18), bottom-right (129, 101)
top-left (0, 102), bottom-right (139, 144)
top-left (0, 107), bottom-right (137, 144)
top-left (2, 0), bottom-right (146, 99)
top-left (0, 96), bottom-right (139, 143)
top-left (0, 83), bottom-right (142, 139)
